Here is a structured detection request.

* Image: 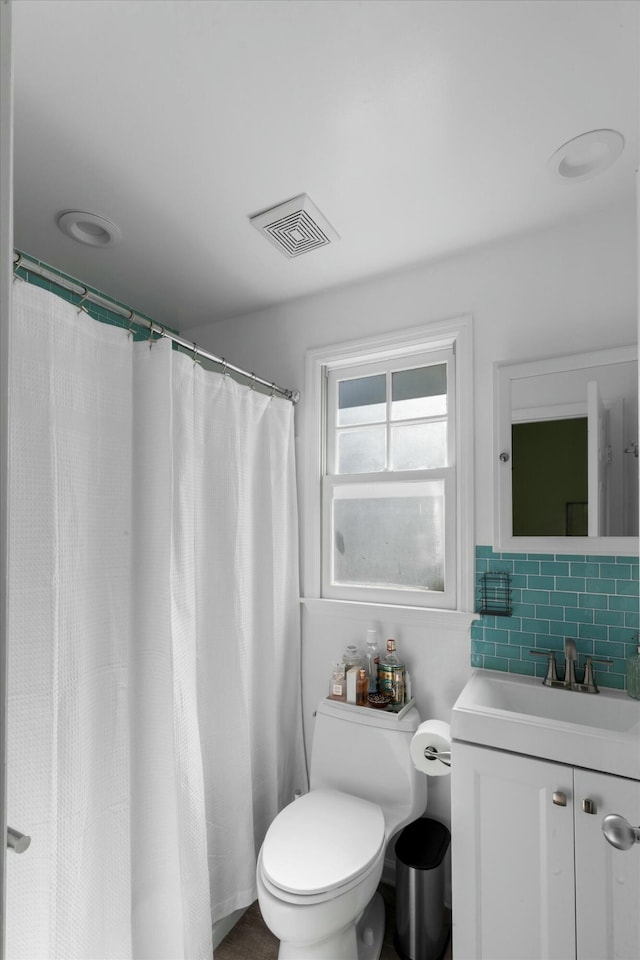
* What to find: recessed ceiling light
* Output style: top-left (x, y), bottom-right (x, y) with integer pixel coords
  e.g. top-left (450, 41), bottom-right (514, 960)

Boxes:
top-left (57, 211), bottom-right (122, 247)
top-left (548, 129), bottom-right (624, 183)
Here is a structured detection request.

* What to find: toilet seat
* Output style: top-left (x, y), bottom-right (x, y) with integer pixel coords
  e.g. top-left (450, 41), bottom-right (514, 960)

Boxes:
top-left (260, 789), bottom-right (385, 904)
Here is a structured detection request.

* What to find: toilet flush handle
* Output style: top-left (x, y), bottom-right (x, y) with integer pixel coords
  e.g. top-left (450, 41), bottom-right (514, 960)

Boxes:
top-left (7, 827), bottom-right (31, 853)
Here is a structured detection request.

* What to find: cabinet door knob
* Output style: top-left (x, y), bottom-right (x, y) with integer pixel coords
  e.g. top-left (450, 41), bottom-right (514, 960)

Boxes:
top-left (582, 798), bottom-right (597, 815)
top-left (602, 814), bottom-right (640, 851)
top-left (553, 791), bottom-right (568, 807)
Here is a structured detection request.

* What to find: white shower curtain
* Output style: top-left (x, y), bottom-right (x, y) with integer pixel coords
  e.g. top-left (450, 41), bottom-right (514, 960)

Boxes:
top-left (5, 279), bottom-right (307, 959)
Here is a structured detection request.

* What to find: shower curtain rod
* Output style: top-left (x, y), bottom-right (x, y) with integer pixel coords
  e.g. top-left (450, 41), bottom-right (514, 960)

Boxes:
top-left (12, 251), bottom-right (300, 404)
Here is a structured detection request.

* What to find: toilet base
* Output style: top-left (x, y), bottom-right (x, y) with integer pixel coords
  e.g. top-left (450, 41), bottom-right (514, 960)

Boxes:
top-left (277, 892), bottom-right (385, 960)
top-left (277, 923), bottom-right (356, 959)
top-left (357, 892), bottom-right (385, 960)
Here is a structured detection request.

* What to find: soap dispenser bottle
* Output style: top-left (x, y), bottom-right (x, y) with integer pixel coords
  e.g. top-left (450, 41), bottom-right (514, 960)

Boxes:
top-left (626, 641), bottom-right (640, 700)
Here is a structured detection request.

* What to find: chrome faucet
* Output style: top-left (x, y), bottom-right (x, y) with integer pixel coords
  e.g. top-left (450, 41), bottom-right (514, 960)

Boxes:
top-left (530, 640), bottom-right (613, 694)
top-left (563, 638), bottom-right (577, 687)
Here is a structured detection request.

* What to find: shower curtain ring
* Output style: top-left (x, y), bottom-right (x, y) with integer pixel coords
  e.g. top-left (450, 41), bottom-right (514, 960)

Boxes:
top-left (221, 358), bottom-right (228, 376)
top-left (126, 310), bottom-right (137, 338)
top-left (76, 287), bottom-right (90, 316)
top-left (250, 373), bottom-right (256, 390)
top-left (149, 325), bottom-right (165, 347)
top-left (192, 342), bottom-right (201, 366)
top-left (13, 254), bottom-right (23, 281)
top-left (270, 382), bottom-right (276, 399)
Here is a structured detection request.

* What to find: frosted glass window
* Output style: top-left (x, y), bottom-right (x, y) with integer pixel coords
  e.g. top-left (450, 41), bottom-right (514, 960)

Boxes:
top-left (323, 340), bottom-right (459, 608)
top-left (391, 365), bottom-right (447, 420)
top-left (391, 422), bottom-right (447, 470)
top-left (337, 426), bottom-right (386, 474)
top-left (338, 375), bottom-right (386, 426)
top-left (332, 485), bottom-right (445, 592)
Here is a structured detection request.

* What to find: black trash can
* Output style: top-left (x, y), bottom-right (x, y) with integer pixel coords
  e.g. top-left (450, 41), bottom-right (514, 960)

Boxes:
top-left (394, 817), bottom-right (451, 960)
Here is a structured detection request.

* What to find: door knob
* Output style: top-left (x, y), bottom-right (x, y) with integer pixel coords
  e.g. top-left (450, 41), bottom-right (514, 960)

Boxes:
top-left (553, 791), bottom-right (568, 806)
top-left (6, 827), bottom-right (31, 853)
top-left (602, 814), bottom-right (640, 851)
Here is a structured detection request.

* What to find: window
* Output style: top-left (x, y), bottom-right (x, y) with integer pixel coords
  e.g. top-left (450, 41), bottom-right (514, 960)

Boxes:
top-left (304, 318), bottom-right (474, 613)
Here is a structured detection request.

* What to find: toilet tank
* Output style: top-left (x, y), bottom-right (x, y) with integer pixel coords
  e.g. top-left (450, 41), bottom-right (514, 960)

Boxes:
top-left (309, 699), bottom-right (428, 834)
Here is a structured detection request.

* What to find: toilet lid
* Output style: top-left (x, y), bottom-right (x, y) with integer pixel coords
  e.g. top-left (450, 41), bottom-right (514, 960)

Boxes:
top-left (261, 789), bottom-right (385, 896)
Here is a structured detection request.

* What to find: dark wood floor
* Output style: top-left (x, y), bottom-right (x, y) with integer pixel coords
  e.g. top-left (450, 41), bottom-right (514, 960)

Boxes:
top-left (215, 883), bottom-right (452, 960)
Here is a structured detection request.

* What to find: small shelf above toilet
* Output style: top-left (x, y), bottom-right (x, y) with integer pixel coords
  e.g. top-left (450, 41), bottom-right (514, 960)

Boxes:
top-left (323, 697), bottom-right (416, 721)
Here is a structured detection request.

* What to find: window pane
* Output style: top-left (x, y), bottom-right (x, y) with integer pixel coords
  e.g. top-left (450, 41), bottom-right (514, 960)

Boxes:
top-left (391, 365), bottom-right (447, 420)
top-left (332, 483), bottom-right (445, 592)
top-left (338, 374), bottom-right (386, 426)
top-left (391, 422), bottom-right (447, 470)
top-left (337, 426), bottom-right (386, 474)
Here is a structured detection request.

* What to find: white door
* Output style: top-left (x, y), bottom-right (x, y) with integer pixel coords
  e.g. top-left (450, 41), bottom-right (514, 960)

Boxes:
top-left (574, 769), bottom-right (640, 960)
top-left (451, 742), bottom-right (575, 960)
top-left (587, 379), bottom-right (609, 536)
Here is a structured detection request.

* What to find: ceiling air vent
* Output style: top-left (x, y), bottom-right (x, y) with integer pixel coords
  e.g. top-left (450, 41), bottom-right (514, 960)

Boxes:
top-left (249, 194), bottom-right (339, 258)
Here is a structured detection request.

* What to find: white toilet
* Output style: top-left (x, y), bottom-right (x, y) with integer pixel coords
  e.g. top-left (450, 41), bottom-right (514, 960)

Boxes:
top-left (256, 697), bottom-right (428, 959)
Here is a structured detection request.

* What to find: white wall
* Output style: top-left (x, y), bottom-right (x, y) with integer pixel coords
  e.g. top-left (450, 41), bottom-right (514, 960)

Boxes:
top-left (188, 201), bottom-right (637, 834)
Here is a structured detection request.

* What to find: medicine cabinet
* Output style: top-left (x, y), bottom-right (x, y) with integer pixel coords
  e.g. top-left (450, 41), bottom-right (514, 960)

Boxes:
top-left (494, 345), bottom-right (638, 556)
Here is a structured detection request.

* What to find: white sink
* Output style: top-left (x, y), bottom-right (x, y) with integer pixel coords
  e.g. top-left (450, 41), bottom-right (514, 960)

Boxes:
top-left (451, 669), bottom-right (640, 778)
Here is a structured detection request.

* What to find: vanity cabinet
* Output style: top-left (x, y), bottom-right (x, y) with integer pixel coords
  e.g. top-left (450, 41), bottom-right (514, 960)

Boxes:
top-left (451, 742), bottom-right (640, 960)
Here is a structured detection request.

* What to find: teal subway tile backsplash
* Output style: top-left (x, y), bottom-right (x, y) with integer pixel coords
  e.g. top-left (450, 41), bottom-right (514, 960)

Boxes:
top-left (602, 563), bottom-right (631, 579)
top-left (541, 561), bottom-right (570, 577)
top-left (474, 546), bottom-right (639, 692)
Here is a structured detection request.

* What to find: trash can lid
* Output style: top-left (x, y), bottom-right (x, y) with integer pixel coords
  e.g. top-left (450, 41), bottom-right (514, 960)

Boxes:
top-left (395, 816), bottom-right (450, 870)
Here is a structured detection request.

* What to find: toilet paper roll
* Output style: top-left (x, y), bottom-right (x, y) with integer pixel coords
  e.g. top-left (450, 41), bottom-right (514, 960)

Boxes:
top-left (410, 719), bottom-right (452, 777)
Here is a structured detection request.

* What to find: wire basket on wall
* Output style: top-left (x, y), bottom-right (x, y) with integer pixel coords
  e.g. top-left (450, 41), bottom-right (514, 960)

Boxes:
top-left (479, 571), bottom-right (512, 617)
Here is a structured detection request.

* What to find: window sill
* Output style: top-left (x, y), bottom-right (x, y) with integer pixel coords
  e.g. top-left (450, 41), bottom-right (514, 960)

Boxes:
top-left (300, 597), bottom-right (476, 631)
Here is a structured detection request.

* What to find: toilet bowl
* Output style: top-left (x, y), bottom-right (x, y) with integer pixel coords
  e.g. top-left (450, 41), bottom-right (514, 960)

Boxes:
top-left (256, 699), bottom-right (427, 960)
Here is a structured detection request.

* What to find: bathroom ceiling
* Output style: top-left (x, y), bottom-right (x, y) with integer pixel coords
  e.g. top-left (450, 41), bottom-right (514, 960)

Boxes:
top-left (11, 0), bottom-right (639, 331)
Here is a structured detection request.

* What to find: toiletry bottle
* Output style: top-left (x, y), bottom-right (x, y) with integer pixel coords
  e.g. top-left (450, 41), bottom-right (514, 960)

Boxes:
top-left (356, 668), bottom-right (368, 706)
top-left (328, 663), bottom-right (346, 701)
top-left (393, 667), bottom-right (405, 705)
top-left (364, 628), bottom-right (380, 694)
top-left (342, 643), bottom-right (362, 672)
top-left (626, 643), bottom-right (640, 700)
top-left (378, 639), bottom-right (405, 704)
top-left (346, 667), bottom-right (358, 703)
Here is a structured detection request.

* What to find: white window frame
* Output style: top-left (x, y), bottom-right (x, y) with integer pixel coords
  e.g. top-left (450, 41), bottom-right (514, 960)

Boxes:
top-left (303, 316), bottom-right (475, 621)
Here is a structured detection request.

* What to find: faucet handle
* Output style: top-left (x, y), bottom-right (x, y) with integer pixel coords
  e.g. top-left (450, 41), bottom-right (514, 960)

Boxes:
top-left (529, 649), bottom-right (559, 685)
top-left (582, 655), bottom-right (613, 694)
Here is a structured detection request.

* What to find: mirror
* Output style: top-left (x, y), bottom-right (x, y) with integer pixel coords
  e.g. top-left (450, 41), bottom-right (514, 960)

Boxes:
top-left (494, 346), bottom-right (638, 556)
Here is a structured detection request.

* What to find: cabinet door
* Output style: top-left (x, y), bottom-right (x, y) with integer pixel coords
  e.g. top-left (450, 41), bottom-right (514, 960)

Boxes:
top-left (574, 769), bottom-right (640, 960)
top-left (452, 742), bottom-right (575, 960)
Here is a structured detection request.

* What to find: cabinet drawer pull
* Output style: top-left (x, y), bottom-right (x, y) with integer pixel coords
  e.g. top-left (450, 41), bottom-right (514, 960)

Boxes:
top-left (582, 798), bottom-right (597, 815)
top-left (553, 791), bottom-right (568, 807)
